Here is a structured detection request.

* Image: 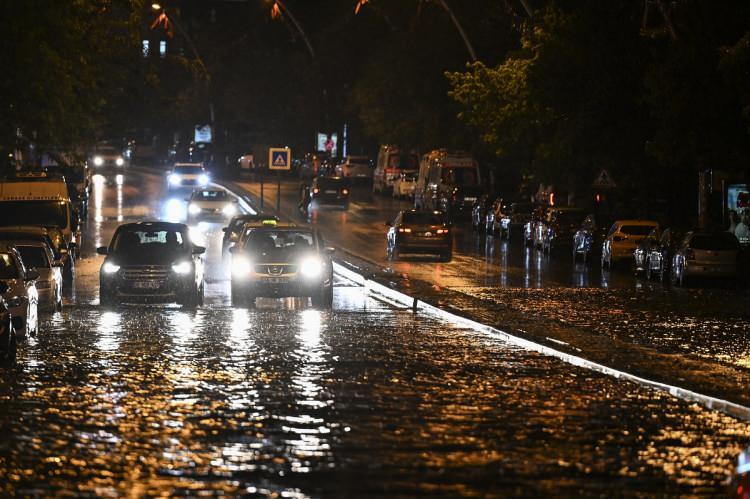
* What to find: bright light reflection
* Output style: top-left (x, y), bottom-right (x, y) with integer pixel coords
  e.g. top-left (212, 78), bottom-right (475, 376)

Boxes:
top-left (115, 174), bottom-right (124, 185)
top-left (96, 311), bottom-right (122, 352)
top-left (164, 198), bottom-right (186, 222)
top-left (188, 222), bottom-right (209, 246)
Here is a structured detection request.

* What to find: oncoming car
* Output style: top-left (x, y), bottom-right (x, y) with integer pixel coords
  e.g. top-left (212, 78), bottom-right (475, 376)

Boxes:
top-left (187, 189), bottom-right (238, 221)
top-left (168, 163), bottom-right (209, 190)
top-left (97, 222), bottom-right (206, 307)
top-left (0, 246), bottom-right (39, 338)
top-left (230, 227), bottom-right (334, 308)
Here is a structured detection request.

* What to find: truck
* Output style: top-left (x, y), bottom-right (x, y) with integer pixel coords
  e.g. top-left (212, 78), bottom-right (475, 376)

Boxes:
top-left (0, 174), bottom-right (79, 286)
top-left (414, 149), bottom-right (482, 219)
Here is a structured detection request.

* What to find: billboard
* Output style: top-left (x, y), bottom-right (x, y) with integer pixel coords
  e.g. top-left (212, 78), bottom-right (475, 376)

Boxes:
top-left (728, 184), bottom-right (750, 214)
top-left (316, 133), bottom-right (337, 157)
top-left (194, 125), bottom-right (212, 144)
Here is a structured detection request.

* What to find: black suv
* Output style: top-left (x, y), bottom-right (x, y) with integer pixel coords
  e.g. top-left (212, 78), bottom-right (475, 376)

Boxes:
top-left (97, 222), bottom-right (205, 307)
top-left (230, 226), bottom-right (334, 308)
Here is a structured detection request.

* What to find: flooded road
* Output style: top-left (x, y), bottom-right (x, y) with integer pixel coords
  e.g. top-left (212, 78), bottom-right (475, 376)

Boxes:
top-left (0, 169), bottom-right (748, 496)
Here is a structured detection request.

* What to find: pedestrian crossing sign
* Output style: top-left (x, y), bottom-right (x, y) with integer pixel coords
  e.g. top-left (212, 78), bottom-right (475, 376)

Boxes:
top-left (269, 148), bottom-right (291, 170)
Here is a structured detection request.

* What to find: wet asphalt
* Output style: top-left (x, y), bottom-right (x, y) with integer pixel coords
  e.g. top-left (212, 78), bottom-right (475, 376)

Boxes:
top-left (0, 169), bottom-right (748, 496)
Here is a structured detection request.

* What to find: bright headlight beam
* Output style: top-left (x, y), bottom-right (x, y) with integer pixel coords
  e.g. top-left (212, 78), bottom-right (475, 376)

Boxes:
top-left (300, 257), bottom-right (323, 278)
top-left (169, 174), bottom-right (181, 186)
top-left (172, 261), bottom-right (192, 274)
top-left (188, 203), bottom-right (201, 215)
top-left (198, 174), bottom-right (209, 186)
top-left (102, 262), bottom-right (120, 274)
top-left (223, 204), bottom-right (236, 216)
top-left (115, 157), bottom-right (124, 166)
top-left (93, 156), bottom-right (103, 166)
top-left (232, 256), bottom-right (252, 278)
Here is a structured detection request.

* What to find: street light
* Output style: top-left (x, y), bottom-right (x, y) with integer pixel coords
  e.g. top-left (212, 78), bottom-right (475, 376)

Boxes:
top-left (151, 3), bottom-right (161, 10)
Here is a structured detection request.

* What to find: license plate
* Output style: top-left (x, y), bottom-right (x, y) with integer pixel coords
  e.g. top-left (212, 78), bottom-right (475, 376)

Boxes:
top-left (263, 277), bottom-right (289, 284)
top-left (325, 190), bottom-right (337, 194)
top-left (133, 281), bottom-right (160, 289)
top-left (424, 232), bottom-right (432, 237)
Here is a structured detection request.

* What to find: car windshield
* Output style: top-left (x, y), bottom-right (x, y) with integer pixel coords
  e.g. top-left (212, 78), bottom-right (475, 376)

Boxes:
top-left (690, 234), bottom-right (740, 251)
top-left (402, 212), bottom-right (445, 225)
top-left (174, 166), bottom-right (203, 174)
top-left (0, 253), bottom-right (18, 279)
top-left (16, 246), bottom-right (50, 269)
top-left (620, 225), bottom-right (656, 236)
top-left (0, 201), bottom-right (68, 229)
top-left (243, 230), bottom-right (314, 253)
top-left (193, 190), bottom-right (228, 201)
top-left (441, 167), bottom-right (478, 186)
top-left (111, 229), bottom-right (185, 255)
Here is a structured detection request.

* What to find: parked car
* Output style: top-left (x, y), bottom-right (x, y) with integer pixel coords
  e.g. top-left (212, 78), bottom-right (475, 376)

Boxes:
top-left (573, 214), bottom-right (611, 263)
top-left (336, 155), bottom-right (373, 182)
top-left (524, 207), bottom-right (545, 247)
top-left (0, 245), bottom-right (39, 338)
top-left (534, 207), bottom-right (585, 253)
top-left (167, 163), bottom-right (209, 190)
top-left (671, 231), bottom-right (741, 286)
top-left (186, 188), bottom-right (238, 222)
top-left (229, 226), bottom-right (334, 308)
top-left (601, 220), bottom-right (660, 269)
top-left (0, 283), bottom-right (16, 363)
top-left (309, 176), bottom-right (350, 210)
top-left (471, 194), bottom-right (494, 232)
top-left (97, 222), bottom-right (205, 307)
top-left (386, 210), bottom-right (452, 262)
top-left (222, 214), bottom-right (280, 255)
top-left (645, 227), bottom-right (685, 281)
top-left (502, 201), bottom-right (533, 241)
top-left (14, 241), bottom-right (63, 312)
top-left (633, 227), bottom-right (660, 276)
top-left (729, 446), bottom-right (749, 499)
top-left (392, 171), bottom-right (418, 199)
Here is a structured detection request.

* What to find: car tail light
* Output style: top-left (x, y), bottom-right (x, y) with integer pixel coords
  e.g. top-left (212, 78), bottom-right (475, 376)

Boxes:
top-left (398, 227), bottom-right (412, 233)
top-left (686, 249), bottom-right (695, 260)
top-left (341, 188), bottom-right (349, 195)
top-left (312, 187), bottom-right (320, 194)
top-left (436, 229), bottom-right (449, 235)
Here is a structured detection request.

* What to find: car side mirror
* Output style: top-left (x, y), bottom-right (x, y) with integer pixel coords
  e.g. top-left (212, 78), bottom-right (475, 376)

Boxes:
top-left (96, 246), bottom-right (108, 255)
top-left (0, 282), bottom-right (7, 294)
top-left (192, 245), bottom-right (206, 255)
top-left (325, 247), bottom-right (336, 255)
top-left (25, 269), bottom-right (40, 281)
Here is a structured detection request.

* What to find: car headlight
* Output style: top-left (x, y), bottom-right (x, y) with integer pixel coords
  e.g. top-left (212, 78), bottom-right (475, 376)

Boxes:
top-left (93, 156), bottom-right (103, 166)
top-left (198, 174), bottom-right (209, 186)
top-left (115, 157), bottom-right (124, 166)
top-left (223, 204), bottom-right (237, 216)
top-left (169, 174), bottom-right (181, 186)
top-left (232, 256), bottom-right (252, 278)
top-left (188, 203), bottom-right (201, 215)
top-left (171, 261), bottom-right (192, 274)
top-left (102, 262), bottom-right (120, 274)
top-left (300, 256), bottom-right (323, 278)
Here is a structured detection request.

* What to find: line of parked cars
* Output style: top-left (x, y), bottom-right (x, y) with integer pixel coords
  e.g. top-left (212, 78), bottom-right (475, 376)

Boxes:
top-left (0, 166), bottom-right (88, 363)
top-left (472, 195), bottom-right (745, 287)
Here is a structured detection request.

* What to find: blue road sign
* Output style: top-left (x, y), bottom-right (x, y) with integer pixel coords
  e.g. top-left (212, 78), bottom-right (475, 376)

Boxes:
top-left (268, 148), bottom-right (291, 170)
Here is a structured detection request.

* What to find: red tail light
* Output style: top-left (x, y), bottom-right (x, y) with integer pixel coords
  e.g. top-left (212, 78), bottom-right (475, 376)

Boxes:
top-left (398, 227), bottom-right (412, 233)
top-left (436, 229), bottom-right (449, 234)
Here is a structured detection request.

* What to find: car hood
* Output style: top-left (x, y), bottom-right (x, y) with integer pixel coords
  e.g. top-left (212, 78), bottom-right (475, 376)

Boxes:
top-left (242, 248), bottom-right (318, 264)
top-left (107, 252), bottom-right (190, 266)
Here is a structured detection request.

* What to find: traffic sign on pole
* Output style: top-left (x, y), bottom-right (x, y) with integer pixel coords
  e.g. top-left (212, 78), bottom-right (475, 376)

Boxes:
top-left (268, 148), bottom-right (291, 170)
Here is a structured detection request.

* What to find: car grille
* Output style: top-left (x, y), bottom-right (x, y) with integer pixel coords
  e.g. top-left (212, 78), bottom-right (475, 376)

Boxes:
top-left (121, 266), bottom-right (169, 281)
top-left (255, 264), bottom-right (297, 275)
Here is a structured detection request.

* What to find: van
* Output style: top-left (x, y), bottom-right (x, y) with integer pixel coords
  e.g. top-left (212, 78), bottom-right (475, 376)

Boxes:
top-left (373, 145), bottom-right (419, 194)
top-left (414, 150), bottom-right (482, 217)
top-left (0, 174), bottom-right (78, 285)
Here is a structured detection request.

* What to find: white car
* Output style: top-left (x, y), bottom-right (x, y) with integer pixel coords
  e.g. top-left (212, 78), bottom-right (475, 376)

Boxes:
top-left (392, 171), bottom-right (418, 199)
top-left (336, 156), bottom-right (373, 181)
top-left (0, 245), bottom-right (39, 337)
top-left (187, 189), bottom-right (238, 221)
top-left (168, 163), bottom-right (209, 190)
top-left (91, 145), bottom-right (125, 168)
top-left (601, 219), bottom-right (659, 269)
top-left (15, 241), bottom-right (63, 312)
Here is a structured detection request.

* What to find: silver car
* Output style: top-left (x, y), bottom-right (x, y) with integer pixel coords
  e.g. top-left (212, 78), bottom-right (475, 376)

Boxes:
top-left (15, 241), bottom-right (63, 312)
top-left (0, 245), bottom-right (39, 337)
top-left (671, 231), bottom-right (741, 286)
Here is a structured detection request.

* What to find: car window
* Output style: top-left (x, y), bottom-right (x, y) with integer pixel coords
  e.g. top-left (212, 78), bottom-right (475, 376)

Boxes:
top-left (17, 246), bottom-right (50, 269)
top-left (402, 212), bottom-right (446, 225)
top-left (112, 229), bottom-right (185, 254)
top-left (0, 253), bottom-right (19, 279)
top-left (244, 231), bottom-right (314, 252)
top-left (193, 190), bottom-right (228, 201)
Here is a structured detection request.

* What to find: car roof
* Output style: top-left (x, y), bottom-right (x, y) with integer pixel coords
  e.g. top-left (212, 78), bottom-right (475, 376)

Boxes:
top-left (173, 162), bottom-right (203, 168)
top-left (0, 225), bottom-right (50, 235)
top-left (116, 221), bottom-right (187, 231)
